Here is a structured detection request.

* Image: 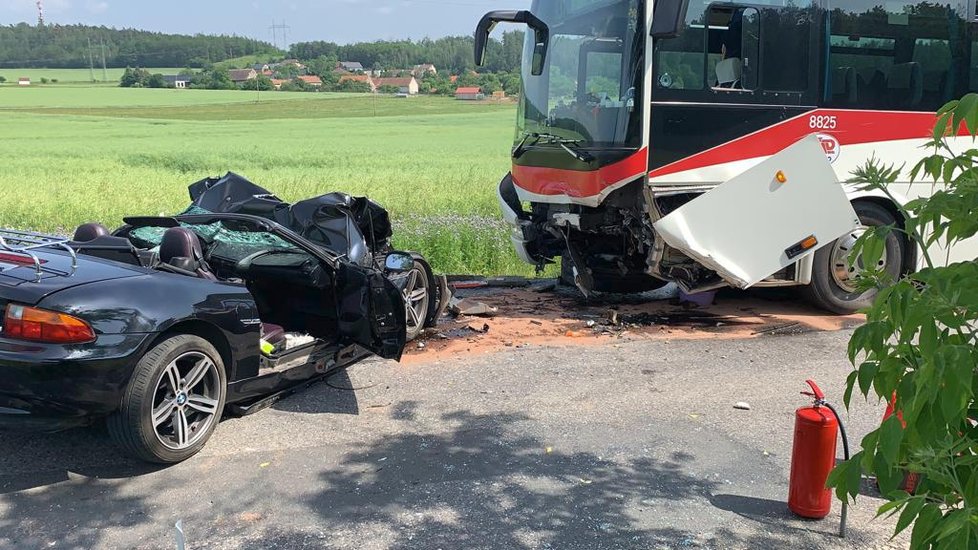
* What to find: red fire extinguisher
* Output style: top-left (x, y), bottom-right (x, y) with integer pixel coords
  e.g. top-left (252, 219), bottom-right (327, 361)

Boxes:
top-left (788, 379), bottom-right (850, 537)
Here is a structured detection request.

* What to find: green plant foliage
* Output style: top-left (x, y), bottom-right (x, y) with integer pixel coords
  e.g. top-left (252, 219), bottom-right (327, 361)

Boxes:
top-left (828, 94), bottom-right (978, 548)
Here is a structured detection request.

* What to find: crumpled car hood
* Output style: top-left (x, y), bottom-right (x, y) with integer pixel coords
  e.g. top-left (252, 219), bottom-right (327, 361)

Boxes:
top-left (187, 172), bottom-right (393, 266)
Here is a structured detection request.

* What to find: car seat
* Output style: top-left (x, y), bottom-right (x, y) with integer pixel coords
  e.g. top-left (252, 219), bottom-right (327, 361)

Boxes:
top-left (715, 57), bottom-right (743, 89)
top-left (158, 227), bottom-right (217, 280)
top-left (72, 223), bottom-right (110, 242)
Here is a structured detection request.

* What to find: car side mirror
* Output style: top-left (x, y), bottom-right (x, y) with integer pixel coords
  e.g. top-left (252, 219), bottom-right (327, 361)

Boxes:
top-left (384, 252), bottom-right (415, 272)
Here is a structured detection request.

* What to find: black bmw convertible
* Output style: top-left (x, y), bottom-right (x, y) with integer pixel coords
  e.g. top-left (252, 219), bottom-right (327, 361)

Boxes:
top-left (0, 174), bottom-right (440, 463)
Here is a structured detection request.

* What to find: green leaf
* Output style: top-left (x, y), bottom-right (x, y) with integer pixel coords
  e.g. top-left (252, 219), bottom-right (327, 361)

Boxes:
top-left (858, 361), bottom-right (880, 397)
top-left (910, 503), bottom-right (942, 548)
top-left (878, 416), bottom-right (904, 467)
top-left (895, 496), bottom-right (925, 536)
top-left (844, 370), bottom-right (858, 408)
top-left (958, 93), bottom-right (978, 136)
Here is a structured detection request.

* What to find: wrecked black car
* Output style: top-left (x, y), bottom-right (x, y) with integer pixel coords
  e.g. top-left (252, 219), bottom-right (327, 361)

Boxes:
top-left (0, 174), bottom-right (439, 463)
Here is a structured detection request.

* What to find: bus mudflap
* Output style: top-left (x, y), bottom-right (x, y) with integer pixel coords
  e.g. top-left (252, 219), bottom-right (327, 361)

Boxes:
top-left (652, 134), bottom-right (860, 289)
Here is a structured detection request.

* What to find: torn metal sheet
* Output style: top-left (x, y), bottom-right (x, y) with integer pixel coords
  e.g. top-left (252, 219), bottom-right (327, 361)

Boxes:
top-left (653, 135), bottom-right (859, 288)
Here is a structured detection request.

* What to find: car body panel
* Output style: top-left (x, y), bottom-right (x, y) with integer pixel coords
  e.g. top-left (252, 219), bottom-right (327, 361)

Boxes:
top-left (653, 135), bottom-right (860, 288)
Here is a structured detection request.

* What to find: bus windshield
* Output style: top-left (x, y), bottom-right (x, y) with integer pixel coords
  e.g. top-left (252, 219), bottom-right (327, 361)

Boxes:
top-left (518, 0), bottom-right (645, 151)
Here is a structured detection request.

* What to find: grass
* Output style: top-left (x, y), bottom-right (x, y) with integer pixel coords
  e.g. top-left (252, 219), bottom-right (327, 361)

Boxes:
top-left (0, 67), bottom-right (182, 83)
top-left (0, 86), bottom-right (533, 275)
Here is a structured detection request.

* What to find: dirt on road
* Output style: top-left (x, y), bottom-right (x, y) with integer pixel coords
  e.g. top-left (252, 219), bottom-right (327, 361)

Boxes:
top-left (403, 280), bottom-right (863, 365)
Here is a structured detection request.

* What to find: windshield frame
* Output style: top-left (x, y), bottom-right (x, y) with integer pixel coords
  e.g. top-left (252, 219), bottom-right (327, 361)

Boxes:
top-left (517, 0), bottom-right (646, 156)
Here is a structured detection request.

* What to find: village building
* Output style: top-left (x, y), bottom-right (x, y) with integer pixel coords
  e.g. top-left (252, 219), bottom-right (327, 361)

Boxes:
top-left (162, 75), bottom-right (190, 88)
top-left (228, 68), bottom-right (258, 83)
top-left (374, 76), bottom-right (419, 95)
top-left (455, 86), bottom-right (484, 101)
top-left (336, 61), bottom-right (365, 73)
top-left (338, 74), bottom-right (377, 93)
top-left (17, 77), bottom-right (30, 86)
top-left (411, 64), bottom-right (437, 77)
top-left (297, 75), bottom-right (323, 88)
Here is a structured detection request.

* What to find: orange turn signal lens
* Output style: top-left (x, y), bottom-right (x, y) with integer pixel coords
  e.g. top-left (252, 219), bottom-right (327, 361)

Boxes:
top-left (3, 304), bottom-right (95, 344)
top-left (775, 170), bottom-right (788, 183)
top-left (800, 236), bottom-right (819, 250)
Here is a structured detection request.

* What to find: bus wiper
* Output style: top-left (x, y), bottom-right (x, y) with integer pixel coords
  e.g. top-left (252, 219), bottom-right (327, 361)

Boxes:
top-left (557, 140), bottom-right (595, 163)
top-left (512, 132), bottom-right (594, 163)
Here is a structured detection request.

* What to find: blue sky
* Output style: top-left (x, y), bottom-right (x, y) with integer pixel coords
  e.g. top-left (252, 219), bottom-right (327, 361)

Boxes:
top-left (0, 0), bottom-right (528, 45)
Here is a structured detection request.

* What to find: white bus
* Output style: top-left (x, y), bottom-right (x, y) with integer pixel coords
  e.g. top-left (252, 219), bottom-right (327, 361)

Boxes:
top-left (475, 0), bottom-right (978, 312)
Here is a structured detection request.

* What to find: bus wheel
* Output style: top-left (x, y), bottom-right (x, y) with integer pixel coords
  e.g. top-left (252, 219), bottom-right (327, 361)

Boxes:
top-left (804, 202), bottom-right (905, 314)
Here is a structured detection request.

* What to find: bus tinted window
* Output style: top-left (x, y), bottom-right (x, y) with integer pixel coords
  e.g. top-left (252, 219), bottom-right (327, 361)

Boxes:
top-left (654, 1), bottom-right (814, 98)
top-left (826, 1), bottom-right (972, 111)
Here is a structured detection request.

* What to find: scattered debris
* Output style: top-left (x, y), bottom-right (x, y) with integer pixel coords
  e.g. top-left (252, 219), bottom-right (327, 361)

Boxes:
top-left (417, 342), bottom-right (426, 350)
top-left (733, 402), bottom-right (752, 411)
top-left (467, 323), bottom-right (490, 334)
top-left (448, 297), bottom-right (498, 317)
top-left (485, 276), bottom-right (530, 288)
top-left (565, 330), bottom-right (587, 338)
top-left (452, 280), bottom-right (488, 290)
top-left (530, 280), bottom-right (558, 293)
top-left (259, 462), bottom-right (271, 468)
top-left (585, 320), bottom-right (596, 328)
top-left (529, 320), bottom-right (543, 326)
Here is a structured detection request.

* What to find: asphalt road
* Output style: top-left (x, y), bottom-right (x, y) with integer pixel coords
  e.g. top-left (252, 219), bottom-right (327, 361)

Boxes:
top-left (0, 329), bottom-right (909, 550)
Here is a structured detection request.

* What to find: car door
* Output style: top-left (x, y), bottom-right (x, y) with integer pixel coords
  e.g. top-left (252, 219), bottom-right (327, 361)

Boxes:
top-left (334, 262), bottom-right (407, 361)
top-left (652, 135), bottom-right (860, 288)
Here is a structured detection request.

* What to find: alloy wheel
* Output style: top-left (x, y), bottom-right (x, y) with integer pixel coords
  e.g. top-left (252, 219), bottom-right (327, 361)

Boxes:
top-left (151, 351), bottom-right (221, 450)
top-left (830, 227), bottom-right (886, 293)
top-left (402, 267), bottom-right (430, 332)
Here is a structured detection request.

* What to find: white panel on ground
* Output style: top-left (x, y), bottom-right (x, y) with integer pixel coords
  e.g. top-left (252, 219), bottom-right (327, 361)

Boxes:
top-left (653, 134), bottom-right (860, 288)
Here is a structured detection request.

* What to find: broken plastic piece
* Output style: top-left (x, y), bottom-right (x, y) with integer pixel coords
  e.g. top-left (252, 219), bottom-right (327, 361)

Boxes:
top-left (448, 297), bottom-right (498, 317)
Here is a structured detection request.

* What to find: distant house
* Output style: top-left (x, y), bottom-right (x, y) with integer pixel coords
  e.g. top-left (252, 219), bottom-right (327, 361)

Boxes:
top-left (491, 90), bottom-right (507, 100)
top-left (251, 63), bottom-right (271, 73)
top-left (337, 61), bottom-right (364, 73)
top-left (455, 87), bottom-right (484, 101)
top-left (271, 79), bottom-right (288, 90)
top-left (273, 59), bottom-right (306, 70)
top-left (374, 76), bottom-right (419, 95)
top-left (449, 75), bottom-right (459, 84)
top-left (228, 68), bottom-right (258, 83)
top-left (411, 64), bottom-right (437, 77)
top-left (297, 75), bottom-right (323, 88)
top-left (339, 74), bottom-right (377, 92)
top-left (162, 75), bottom-right (191, 89)
top-left (17, 77), bottom-right (30, 86)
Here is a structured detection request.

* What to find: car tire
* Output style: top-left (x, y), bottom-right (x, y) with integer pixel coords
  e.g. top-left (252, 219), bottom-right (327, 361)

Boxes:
top-left (108, 334), bottom-right (227, 464)
top-left (409, 254), bottom-right (440, 328)
top-left (804, 202), bottom-right (906, 314)
top-left (402, 259), bottom-right (435, 341)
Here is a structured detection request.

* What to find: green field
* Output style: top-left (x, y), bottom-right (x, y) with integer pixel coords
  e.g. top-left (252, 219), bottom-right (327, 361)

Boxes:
top-left (0, 86), bottom-right (530, 275)
top-left (0, 67), bottom-right (182, 83)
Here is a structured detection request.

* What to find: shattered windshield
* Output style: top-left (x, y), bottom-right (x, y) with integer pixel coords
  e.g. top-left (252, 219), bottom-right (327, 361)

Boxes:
top-left (129, 208), bottom-right (303, 263)
top-left (518, 0), bottom-right (645, 149)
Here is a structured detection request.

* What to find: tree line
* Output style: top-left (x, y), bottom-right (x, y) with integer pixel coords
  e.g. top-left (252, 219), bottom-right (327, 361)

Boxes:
top-left (288, 32), bottom-right (525, 75)
top-left (0, 23), bottom-right (279, 68)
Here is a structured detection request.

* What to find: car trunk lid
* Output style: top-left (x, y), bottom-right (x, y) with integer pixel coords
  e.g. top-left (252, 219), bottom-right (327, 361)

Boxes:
top-left (0, 249), bottom-right (146, 306)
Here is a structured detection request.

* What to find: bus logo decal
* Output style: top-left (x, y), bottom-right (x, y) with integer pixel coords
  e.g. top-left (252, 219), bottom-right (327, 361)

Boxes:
top-left (816, 134), bottom-right (840, 164)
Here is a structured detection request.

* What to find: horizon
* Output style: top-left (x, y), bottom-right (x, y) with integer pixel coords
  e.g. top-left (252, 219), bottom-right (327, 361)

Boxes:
top-left (0, 0), bottom-right (529, 47)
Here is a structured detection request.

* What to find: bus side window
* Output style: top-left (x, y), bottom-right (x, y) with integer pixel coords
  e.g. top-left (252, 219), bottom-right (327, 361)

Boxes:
top-left (708, 6), bottom-right (759, 91)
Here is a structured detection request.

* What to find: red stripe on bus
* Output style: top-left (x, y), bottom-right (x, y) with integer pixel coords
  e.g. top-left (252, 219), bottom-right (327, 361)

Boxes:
top-left (512, 148), bottom-right (648, 198)
top-left (648, 110), bottom-right (960, 178)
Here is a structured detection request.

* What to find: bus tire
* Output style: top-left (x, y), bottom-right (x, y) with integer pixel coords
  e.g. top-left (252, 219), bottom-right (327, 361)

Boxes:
top-left (804, 202), bottom-right (905, 314)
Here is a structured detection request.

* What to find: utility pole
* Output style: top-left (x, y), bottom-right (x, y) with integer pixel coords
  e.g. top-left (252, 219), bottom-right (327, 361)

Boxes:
top-left (269, 20), bottom-right (290, 51)
top-left (100, 37), bottom-right (108, 81)
top-left (86, 37), bottom-right (95, 82)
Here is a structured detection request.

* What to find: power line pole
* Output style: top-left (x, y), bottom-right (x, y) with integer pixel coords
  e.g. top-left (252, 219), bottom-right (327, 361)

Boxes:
top-left (269, 20), bottom-right (290, 51)
top-left (100, 37), bottom-right (108, 81)
top-left (86, 37), bottom-right (95, 82)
